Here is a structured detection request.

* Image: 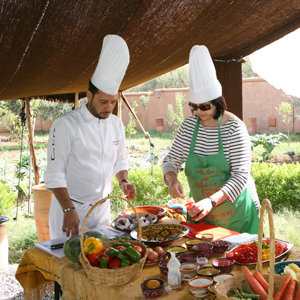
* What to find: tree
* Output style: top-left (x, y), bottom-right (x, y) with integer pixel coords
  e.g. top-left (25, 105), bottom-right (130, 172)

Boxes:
top-left (276, 101), bottom-right (292, 139)
top-left (166, 92), bottom-right (187, 142)
top-left (139, 94), bottom-right (151, 110)
top-left (242, 57), bottom-right (259, 78)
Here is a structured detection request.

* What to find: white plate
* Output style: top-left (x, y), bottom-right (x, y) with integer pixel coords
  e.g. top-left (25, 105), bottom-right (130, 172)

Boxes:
top-left (226, 238), bottom-right (293, 265)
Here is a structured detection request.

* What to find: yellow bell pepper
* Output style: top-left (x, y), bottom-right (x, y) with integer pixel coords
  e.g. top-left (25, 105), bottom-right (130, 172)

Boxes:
top-left (262, 248), bottom-right (270, 261)
top-left (83, 237), bottom-right (103, 256)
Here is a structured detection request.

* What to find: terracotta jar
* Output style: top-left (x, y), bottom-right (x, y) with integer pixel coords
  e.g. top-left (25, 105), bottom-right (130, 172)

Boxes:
top-left (33, 184), bottom-right (53, 242)
top-left (0, 224), bottom-right (8, 272)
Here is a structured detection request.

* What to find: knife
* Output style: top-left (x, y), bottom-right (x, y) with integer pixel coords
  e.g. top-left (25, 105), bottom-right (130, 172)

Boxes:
top-left (51, 243), bottom-right (65, 250)
top-left (279, 253), bottom-right (290, 262)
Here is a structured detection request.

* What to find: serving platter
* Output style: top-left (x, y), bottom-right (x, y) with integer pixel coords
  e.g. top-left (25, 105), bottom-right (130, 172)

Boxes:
top-left (226, 237), bottom-right (293, 265)
top-left (111, 213), bottom-right (157, 233)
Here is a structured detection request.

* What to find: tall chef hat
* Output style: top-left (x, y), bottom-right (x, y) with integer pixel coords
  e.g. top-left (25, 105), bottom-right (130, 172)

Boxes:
top-left (91, 35), bottom-right (130, 95)
top-left (189, 45), bottom-right (222, 104)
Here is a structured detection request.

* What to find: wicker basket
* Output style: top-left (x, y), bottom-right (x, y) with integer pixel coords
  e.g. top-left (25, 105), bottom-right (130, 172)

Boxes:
top-left (79, 195), bottom-right (148, 286)
top-left (214, 199), bottom-right (299, 300)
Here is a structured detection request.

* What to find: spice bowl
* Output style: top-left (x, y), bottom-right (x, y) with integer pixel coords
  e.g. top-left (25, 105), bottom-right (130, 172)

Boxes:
top-left (195, 233), bottom-right (214, 244)
top-left (213, 273), bottom-right (234, 284)
top-left (185, 238), bottom-right (203, 252)
top-left (212, 258), bottom-right (234, 273)
top-left (158, 259), bottom-right (169, 278)
top-left (141, 278), bottom-right (165, 299)
top-left (192, 243), bottom-right (213, 258)
top-left (178, 253), bottom-right (198, 264)
top-left (188, 276), bottom-right (213, 298)
top-left (197, 266), bottom-right (220, 278)
top-left (166, 245), bottom-right (186, 258)
top-left (212, 241), bottom-right (229, 256)
top-left (179, 262), bottom-right (200, 281)
top-left (208, 285), bottom-right (217, 300)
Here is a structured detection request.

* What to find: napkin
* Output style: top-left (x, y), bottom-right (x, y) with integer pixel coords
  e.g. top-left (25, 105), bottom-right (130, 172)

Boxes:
top-left (221, 233), bottom-right (258, 250)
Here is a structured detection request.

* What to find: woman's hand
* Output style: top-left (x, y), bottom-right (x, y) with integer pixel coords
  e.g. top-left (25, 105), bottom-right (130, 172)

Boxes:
top-left (168, 175), bottom-right (186, 199)
top-left (188, 198), bottom-right (213, 221)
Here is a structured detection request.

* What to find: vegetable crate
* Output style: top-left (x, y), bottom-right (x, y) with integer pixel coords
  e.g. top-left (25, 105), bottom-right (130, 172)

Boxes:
top-left (214, 199), bottom-right (299, 300)
top-left (79, 195), bottom-right (148, 286)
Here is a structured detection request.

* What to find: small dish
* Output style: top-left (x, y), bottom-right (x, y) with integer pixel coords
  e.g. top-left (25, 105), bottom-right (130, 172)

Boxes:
top-left (212, 241), bottom-right (229, 255)
top-left (188, 277), bottom-right (213, 298)
top-left (180, 262), bottom-right (200, 281)
top-left (119, 206), bottom-right (167, 219)
top-left (158, 259), bottom-right (169, 277)
top-left (185, 238), bottom-right (203, 252)
top-left (195, 233), bottom-right (214, 244)
top-left (196, 257), bottom-right (208, 268)
top-left (192, 243), bottom-right (213, 258)
top-left (274, 261), bottom-right (300, 275)
top-left (178, 253), bottom-right (198, 264)
top-left (141, 278), bottom-right (165, 299)
top-left (166, 245), bottom-right (186, 257)
top-left (197, 266), bottom-right (220, 278)
top-left (212, 258), bottom-right (234, 273)
top-left (213, 273), bottom-right (234, 283)
top-left (145, 252), bottom-right (167, 266)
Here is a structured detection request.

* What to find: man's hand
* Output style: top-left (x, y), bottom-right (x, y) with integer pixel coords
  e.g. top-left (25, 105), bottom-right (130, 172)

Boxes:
top-left (62, 209), bottom-right (80, 237)
top-left (120, 182), bottom-right (136, 200)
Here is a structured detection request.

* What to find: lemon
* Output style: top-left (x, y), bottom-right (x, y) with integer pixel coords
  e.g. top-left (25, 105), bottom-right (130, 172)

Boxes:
top-left (146, 280), bottom-right (161, 289)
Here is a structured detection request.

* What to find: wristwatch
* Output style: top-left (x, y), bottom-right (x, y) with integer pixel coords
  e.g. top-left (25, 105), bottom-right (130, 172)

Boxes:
top-left (209, 197), bottom-right (217, 207)
top-left (119, 179), bottom-right (129, 186)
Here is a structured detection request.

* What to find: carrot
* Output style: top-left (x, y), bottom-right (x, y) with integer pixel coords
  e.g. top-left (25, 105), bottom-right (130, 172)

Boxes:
top-left (241, 266), bottom-right (268, 300)
top-left (274, 274), bottom-right (291, 300)
top-left (282, 280), bottom-right (296, 300)
top-left (253, 271), bottom-right (269, 293)
top-left (294, 283), bottom-right (300, 300)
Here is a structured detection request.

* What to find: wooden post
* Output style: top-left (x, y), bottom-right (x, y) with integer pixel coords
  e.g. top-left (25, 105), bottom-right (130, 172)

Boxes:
top-left (74, 92), bottom-right (79, 108)
top-left (112, 92), bottom-right (122, 119)
top-left (25, 98), bottom-right (40, 185)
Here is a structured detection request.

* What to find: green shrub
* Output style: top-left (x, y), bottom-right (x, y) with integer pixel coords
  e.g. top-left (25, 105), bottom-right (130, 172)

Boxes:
top-left (251, 162), bottom-right (300, 211)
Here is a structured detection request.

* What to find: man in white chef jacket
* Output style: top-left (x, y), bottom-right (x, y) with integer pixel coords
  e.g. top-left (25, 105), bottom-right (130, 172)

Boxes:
top-left (45, 35), bottom-right (136, 239)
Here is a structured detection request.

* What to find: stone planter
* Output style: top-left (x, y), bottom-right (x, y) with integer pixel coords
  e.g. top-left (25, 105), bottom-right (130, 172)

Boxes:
top-left (156, 118), bottom-right (164, 132)
top-left (0, 224), bottom-right (8, 272)
top-left (33, 184), bottom-right (53, 242)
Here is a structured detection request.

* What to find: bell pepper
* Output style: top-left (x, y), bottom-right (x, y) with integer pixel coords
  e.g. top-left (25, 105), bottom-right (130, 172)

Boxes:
top-left (98, 249), bottom-right (113, 265)
top-left (112, 242), bottom-right (133, 249)
top-left (117, 252), bottom-right (131, 267)
top-left (125, 246), bottom-right (141, 263)
top-left (106, 247), bottom-right (120, 257)
top-left (262, 248), bottom-right (270, 260)
top-left (100, 256), bottom-right (108, 268)
top-left (83, 237), bottom-right (103, 256)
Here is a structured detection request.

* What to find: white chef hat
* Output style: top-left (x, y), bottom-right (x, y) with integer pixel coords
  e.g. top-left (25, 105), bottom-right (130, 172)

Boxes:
top-left (91, 35), bottom-right (130, 95)
top-left (189, 45), bottom-right (222, 104)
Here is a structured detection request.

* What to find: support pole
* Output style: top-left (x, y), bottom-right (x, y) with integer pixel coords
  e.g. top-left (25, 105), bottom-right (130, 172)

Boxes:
top-left (25, 98), bottom-right (40, 185)
top-left (74, 92), bottom-right (79, 108)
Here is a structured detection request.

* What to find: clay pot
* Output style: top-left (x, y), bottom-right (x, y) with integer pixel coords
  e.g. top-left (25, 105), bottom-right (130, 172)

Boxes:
top-left (33, 184), bottom-right (53, 242)
top-left (0, 224), bottom-right (8, 272)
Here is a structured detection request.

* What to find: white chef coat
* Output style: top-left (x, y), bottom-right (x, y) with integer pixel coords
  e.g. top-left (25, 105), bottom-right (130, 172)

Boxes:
top-left (45, 101), bottom-right (129, 238)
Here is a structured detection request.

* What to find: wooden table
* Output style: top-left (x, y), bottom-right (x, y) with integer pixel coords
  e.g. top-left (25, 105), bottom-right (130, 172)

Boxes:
top-left (15, 238), bottom-right (300, 300)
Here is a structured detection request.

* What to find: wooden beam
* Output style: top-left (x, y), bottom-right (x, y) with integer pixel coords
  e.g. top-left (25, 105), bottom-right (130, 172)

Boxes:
top-left (25, 98), bottom-right (40, 185)
top-left (112, 92), bottom-right (122, 119)
top-left (215, 61), bottom-right (243, 120)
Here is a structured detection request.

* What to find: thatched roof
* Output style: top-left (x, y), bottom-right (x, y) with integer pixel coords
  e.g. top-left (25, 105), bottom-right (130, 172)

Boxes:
top-left (1, 0), bottom-right (300, 101)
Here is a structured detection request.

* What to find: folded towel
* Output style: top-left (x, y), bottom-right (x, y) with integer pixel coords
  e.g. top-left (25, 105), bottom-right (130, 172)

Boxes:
top-left (221, 233), bottom-right (258, 250)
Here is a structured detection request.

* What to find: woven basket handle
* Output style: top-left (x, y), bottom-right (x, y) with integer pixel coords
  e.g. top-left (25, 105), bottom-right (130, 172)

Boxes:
top-left (255, 199), bottom-right (275, 300)
top-left (79, 195), bottom-right (142, 264)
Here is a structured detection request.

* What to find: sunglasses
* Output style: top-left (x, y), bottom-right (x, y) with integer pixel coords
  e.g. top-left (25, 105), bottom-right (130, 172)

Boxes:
top-left (188, 102), bottom-right (212, 111)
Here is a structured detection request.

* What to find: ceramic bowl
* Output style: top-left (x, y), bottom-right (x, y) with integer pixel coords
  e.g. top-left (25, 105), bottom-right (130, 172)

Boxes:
top-left (141, 278), bottom-right (165, 299)
top-left (192, 243), bottom-right (213, 258)
top-left (195, 233), bottom-right (214, 244)
top-left (158, 259), bottom-right (169, 277)
top-left (180, 262), bottom-right (200, 281)
top-left (208, 285), bottom-right (217, 300)
top-left (212, 241), bottom-right (229, 256)
top-left (212, 258), bottom-right (234, 273)
top-left (213, 273), bottom-right (234, 284)
top-left (188, 277), bottom-right (213, 298)
top-left (274, 261), bottom-right (300, 275)
top-left (166, 245), bottom-right (186, 258)
top-left (185, 238), bottom-right (203, 252)
top-left (196, 257), bottom-right (208, 268)
top-left (119, 206), bottom-right (167, 220)
top-left (197, 266), bottom-right (220, 278)
top-left (178, 253), bottom-right (198, 264)
top-left (130, 223), bottom-right (189, 247)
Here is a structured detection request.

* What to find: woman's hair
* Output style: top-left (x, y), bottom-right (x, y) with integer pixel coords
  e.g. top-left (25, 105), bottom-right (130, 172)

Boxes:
top-left (88, 80), bottom-right (99, 96)
top-left (211, 95), bottom-right (227, 119)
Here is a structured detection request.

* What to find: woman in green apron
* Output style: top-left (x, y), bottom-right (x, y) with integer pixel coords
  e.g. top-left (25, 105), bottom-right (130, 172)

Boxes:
top-left (162, 45), bottom-right (260, 234)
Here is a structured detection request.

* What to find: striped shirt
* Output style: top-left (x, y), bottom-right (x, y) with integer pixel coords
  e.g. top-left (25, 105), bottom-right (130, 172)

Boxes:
top-left (162, 115), bottom-right (260, 210)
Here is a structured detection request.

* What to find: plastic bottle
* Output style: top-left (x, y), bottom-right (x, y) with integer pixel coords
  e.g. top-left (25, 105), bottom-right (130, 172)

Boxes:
top-left (167, 252), bottom-right (181, 289)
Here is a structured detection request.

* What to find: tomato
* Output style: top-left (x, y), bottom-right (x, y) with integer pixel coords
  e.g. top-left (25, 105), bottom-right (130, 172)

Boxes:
top-left (115, 246), bottom-right (126, 251)
top-left (226, 251), bottom-right (235, 260)
top-left (280, 242), bottom-right (288, 252)
top-left (237, 250), bottom-right (257, 263)
top-left (159, 238), bottom-right (165, 241)
top-left (109, 258), bottom-right (122, 269)
top-left (133, 245), bottom-right (144, 257)
top-left (98, 248), bottom-right (113, 265)
top-left (275, 243), bottom-right (284, 256)
top-left (87, 254), bottom-right (99, 266)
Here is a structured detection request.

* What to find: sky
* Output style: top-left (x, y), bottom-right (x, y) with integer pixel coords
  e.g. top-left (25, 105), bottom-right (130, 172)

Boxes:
top-left (250, 28), bottom-right (300, 98)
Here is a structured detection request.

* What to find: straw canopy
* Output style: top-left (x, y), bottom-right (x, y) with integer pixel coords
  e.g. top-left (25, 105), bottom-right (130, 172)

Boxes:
top-left (0, 0), bottom-right (300, 101)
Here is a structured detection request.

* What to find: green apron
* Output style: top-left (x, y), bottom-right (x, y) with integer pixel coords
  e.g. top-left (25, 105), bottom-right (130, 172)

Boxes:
top-left (184, 116), bottom-right (259, 234)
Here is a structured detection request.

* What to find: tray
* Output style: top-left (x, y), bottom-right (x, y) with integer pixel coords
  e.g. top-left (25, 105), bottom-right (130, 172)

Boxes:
top-left (226, 237), bottom-right (293, 265)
